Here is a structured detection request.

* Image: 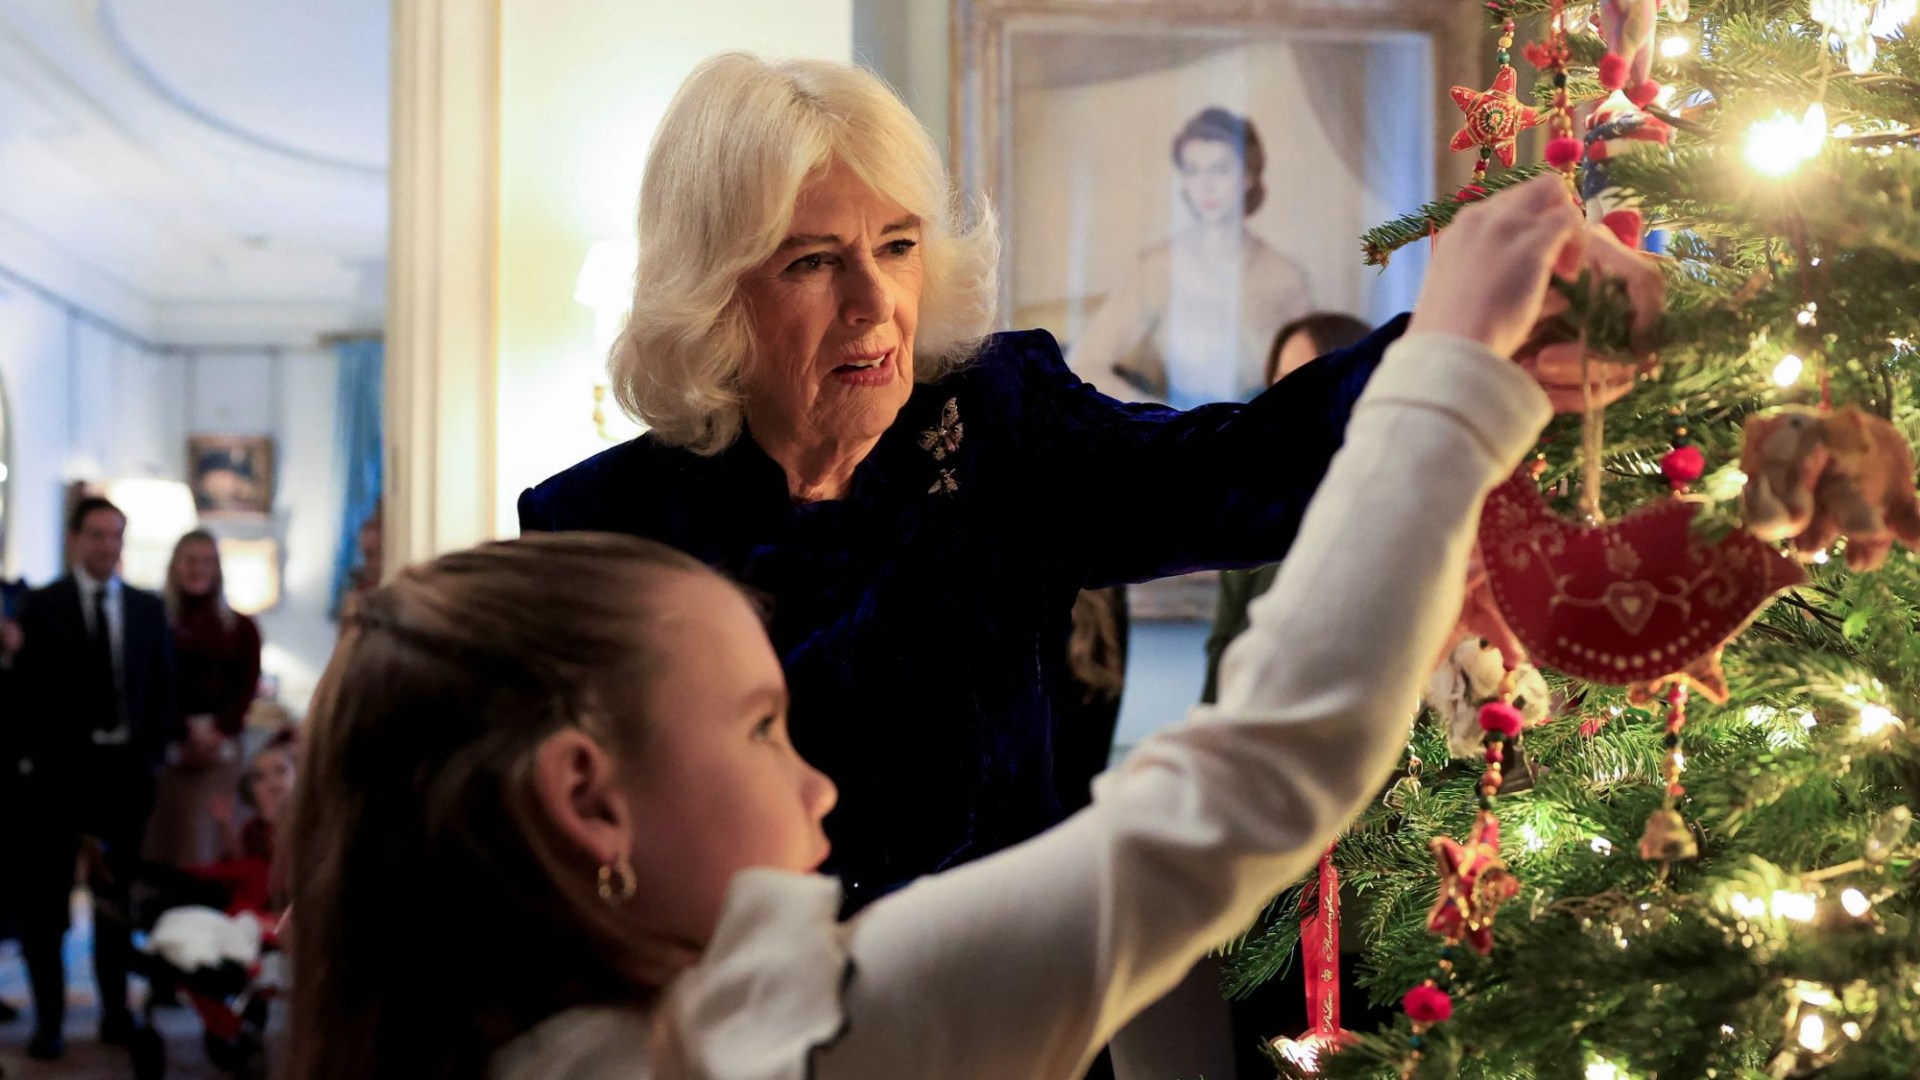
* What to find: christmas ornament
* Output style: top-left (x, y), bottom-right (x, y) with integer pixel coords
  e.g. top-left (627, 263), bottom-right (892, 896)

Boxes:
top-left (1741, 405), bottom-right (1920, 570)
top-left (1480, 471), bottom-right (1808, 703)
top-left (1450, 23), bottom-right (1543, 180)
top-left (1403, 693), bottom-right (1526, 1074)
top-left (1599, 0), bottom-right (1661, 102)
top-left (1638, 684), bottom-right (1700, 861)
top-left (1583, 90), bottom-right (1674, 248)
top-left (1810, 0), bottom-right (1915, 74)
top-left (1540, 2), bottom-right (1583, 191)
top-left (1428, 810), bottom-right (1521, 954)
top-left (1426, 638), bottom-right (1551, 759)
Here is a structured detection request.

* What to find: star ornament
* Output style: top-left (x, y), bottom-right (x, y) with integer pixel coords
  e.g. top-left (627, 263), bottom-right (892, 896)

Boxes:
top-left (1426, 817), bottom-right (1519, 955)
top-left (1449, 66), bottom-right (1543, 168)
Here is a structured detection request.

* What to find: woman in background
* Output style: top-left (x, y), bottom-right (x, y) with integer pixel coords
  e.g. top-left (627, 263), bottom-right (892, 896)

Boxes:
top-left (1067, 107), bottom-right (1312, 409)
top-left (1201, 312), bottom-right (1372, 704)
top-left (145, 531), bottom-right (262, 867)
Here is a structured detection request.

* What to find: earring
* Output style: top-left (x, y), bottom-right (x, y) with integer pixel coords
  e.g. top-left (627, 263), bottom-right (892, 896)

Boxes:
top-left (597, 854), bottom-right (637, 904)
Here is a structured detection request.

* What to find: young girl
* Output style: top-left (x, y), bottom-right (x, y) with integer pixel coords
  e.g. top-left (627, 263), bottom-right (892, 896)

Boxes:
top-left (286, 176), bottom-right (1659, 1080)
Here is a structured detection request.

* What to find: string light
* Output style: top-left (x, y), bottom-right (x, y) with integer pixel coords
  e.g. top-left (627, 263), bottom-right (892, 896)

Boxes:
top-left (1797, 302), bottom-right (1819, 326)
top-left (1770, 890), bottom-right (1818, 921)
top-left (1857, 704), bottom-right (1903, 738)
top-left (1661, 33), bottom-right (1693, 57)
top-left (1745, 103), bottom-right (1828, 176)
top-left (1591, 836), bottom-right (1615, 855)
top-left (1586, 1056), bottom-right (1628, 1080)
top-left (1841, 888), bottom-right (1872, 917)
top-left (1798, 710), bottom-right (1818, 729)
top-left (1772, 354), bottom-right (1805, 386)
top-left (1797, 1012), bottom-right (1830, 1053)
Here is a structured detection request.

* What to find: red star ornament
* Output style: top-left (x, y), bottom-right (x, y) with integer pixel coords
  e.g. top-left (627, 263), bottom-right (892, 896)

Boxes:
top-left (1449, 66), bottom-right (1542, 168)
top-left (1426, 815), bottom-right (1518, 956)
top-left (1479, 472), bottom-right (1808, 703)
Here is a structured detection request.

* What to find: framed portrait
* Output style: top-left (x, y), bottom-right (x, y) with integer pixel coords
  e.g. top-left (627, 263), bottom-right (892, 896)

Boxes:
top-left (954, 0), bottom-right (1480, 618)
top-left (188, 435), bottom-right (275, 517)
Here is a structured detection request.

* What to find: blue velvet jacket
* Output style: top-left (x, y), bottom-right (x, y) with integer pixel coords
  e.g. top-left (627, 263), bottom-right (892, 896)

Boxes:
top-left (519, 318), bottom-right (1405, 911)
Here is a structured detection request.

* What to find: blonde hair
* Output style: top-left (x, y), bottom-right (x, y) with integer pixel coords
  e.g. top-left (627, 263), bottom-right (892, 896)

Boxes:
top-left (285, 533), bottom-right (725, 1080)
top-left (611, 52), bottom-right (1000, 455)
top-left (164, 529), bottom-right (236, 630)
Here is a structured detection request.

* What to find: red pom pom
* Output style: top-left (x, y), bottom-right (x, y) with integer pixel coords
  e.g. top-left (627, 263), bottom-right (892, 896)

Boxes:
top-left (1479, 701), bottom-right (1526, 738)
top-left (1545, 137), bottom-right (1584, 168)
top-left (1627, 80), bottom-right (1663, 107)
top-left (1598, 54), bottom-right (1629, 90)
top-left (1660, 445), bottom-right (1706, 487)
top-left (1403, 985), bottom-right (1454, 1023)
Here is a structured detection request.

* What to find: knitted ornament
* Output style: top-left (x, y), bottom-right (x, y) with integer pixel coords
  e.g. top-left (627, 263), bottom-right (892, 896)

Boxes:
top-left (1449, 66), bottom-right (1543, 169)
top-left (1598, 0), bottom-right (1658, 100)
top-left (1582, 91), bottom-right (1673, 249)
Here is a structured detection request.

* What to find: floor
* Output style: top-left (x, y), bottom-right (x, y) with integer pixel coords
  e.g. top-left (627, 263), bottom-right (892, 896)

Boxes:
top-left (0, 894), bottom-right (245, 1080)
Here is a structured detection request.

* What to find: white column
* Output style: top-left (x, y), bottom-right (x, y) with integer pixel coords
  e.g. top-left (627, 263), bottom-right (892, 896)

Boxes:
top-left (385, 0), bottom-right (501, 570)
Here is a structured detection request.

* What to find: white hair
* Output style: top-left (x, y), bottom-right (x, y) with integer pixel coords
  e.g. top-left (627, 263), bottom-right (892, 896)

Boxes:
top-left (610, 52), bottom-right (1000, 455)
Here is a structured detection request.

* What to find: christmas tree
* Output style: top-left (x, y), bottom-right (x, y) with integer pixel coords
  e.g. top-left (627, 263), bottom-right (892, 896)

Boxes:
top-left (1227, 0), bottom-right (1920, 1075)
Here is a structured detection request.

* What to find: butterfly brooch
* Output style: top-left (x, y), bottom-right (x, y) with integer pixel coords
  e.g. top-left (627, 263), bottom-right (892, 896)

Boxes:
top-left (920, 398), bottom-right (964, 494)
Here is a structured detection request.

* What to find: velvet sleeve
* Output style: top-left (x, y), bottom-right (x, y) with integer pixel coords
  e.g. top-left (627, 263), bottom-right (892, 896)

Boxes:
top-left (1010, 315), bottom-right (1409, 589)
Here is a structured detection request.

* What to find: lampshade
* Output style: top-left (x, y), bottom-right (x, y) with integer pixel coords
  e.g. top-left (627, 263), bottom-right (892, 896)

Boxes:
top-left (575, 237), bottom-right (639, 353)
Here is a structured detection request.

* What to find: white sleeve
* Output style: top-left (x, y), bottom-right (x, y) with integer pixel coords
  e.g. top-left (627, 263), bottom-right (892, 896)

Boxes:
top-left (813, 332), bottom-right (1552, 1080)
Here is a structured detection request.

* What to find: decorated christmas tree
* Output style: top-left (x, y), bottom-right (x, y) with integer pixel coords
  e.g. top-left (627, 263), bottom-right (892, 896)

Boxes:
top-left (1226, 0), bottom-right (1920, 1075)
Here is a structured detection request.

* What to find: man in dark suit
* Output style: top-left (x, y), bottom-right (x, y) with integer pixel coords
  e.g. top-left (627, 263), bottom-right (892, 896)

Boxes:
top-left (9, 497), bottom-right (177, 1060)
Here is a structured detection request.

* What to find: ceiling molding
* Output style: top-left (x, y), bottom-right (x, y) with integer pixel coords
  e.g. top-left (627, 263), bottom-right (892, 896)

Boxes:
top-left (97, 0), bottom-right (385, 177)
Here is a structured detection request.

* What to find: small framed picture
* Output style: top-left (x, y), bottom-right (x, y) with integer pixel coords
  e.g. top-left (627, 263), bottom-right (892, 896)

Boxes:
top-left (188, 435), bottom-right (275, 517)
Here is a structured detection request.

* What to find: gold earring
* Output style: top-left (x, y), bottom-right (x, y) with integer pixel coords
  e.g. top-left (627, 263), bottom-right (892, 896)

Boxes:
top-left (597, 855), bottom-right (637, 904)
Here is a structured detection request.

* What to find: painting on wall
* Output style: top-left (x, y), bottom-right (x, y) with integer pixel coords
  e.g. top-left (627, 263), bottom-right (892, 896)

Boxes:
top-left (953, 0), bottom-right (1471, 617)
top-left (188, 435), bottom-right (275, 517)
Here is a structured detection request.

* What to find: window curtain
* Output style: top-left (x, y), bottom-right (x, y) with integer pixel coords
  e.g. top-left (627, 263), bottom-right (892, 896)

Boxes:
top-left (330, 338), bottom-right (384, 615)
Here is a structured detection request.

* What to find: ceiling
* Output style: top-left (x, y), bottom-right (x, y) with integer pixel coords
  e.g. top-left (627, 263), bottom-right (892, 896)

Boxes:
top-left (0, 0), bottom-right (389, 344)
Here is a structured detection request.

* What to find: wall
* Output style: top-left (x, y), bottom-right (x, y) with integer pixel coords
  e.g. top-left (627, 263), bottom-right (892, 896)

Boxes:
top-left (492, 0), bottom-right (855, 535)
top-left (0, 272), bottom-right (342, 712)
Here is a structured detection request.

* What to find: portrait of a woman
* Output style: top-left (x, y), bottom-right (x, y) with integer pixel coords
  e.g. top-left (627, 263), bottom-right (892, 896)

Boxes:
top-left (1066, 107), bottom-right (1311, 409)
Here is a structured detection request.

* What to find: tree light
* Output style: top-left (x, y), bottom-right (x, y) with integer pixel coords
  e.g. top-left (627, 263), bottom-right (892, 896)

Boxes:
top-left (1797, 710), bottom-right (1818, 729)
top-left (1772, 353), bottom-right (1805, 386)
top-left (1661, 34), bottom-right (1693, 57)
top-left (1771, 890), bottom-right (1818, 921)
top-left (1858, 703), bottom-right (1903, 737)
top-left (1591, 836), bottom-right (1615, 855)
top-left (1841, 888), bottom-right (1872, 917)
top-left (1586, 1057), bottom-right (1628, 1080)
top-left (1798, 1012), bottom-right (1830, 1053)
top-left (1745, 103), bottom-right (1827, 176)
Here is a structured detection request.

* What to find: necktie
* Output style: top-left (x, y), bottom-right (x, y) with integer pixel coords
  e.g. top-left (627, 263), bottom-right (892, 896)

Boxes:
top-left (90, 586), bottom-right (122, 733)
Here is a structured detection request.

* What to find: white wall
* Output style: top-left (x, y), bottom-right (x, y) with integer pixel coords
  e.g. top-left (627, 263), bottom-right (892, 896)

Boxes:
top-left (0, 273), bottom-right (343, 713)
top-left (492, 0), bottom-right (855, 535)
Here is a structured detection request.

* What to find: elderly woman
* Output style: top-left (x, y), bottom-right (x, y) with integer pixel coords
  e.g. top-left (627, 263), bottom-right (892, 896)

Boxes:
top-left (520, 53), bottom-right (1653, 917)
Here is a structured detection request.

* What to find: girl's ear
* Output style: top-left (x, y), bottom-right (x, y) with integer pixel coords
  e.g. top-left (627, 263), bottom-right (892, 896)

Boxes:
top-left (531, 728), bottom-right (634, 867)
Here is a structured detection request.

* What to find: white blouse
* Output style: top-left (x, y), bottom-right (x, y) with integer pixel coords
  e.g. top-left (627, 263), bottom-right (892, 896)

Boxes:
top-left (490, 331), bottom-right (1552, 1080)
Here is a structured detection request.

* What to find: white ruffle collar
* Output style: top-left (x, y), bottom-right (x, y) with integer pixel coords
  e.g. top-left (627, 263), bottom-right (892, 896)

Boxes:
top-left (492, 870), bottom-right (851, 1080)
